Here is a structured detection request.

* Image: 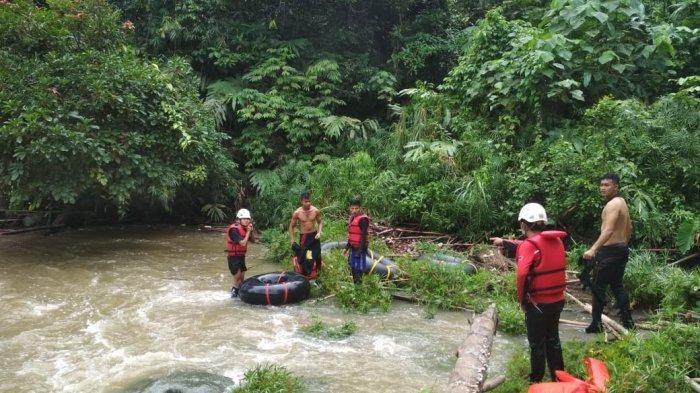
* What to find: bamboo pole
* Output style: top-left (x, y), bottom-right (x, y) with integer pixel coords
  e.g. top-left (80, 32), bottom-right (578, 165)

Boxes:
top-left (448, 304), bottom-right (498, 393)
top-left (559, 319), bottom-right (589, 327)
top-left (565, 291), bottom-right (629, 336)
top-left (685, 376), bottom-right (700, 393)
top-left (634, 322), bottom-right (659, 331)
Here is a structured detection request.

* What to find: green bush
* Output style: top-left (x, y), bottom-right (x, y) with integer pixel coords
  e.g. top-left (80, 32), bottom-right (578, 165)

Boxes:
top-left (230, 364), bottom-right (304, 393)
top-left (0, 0), bottom-right (235, 217)
top-left (625, 251), bottom-right (700, 318)
top-left (495, 322), bottom-right (700, 393)
top-left (301, 319), bottom-right (357, 339)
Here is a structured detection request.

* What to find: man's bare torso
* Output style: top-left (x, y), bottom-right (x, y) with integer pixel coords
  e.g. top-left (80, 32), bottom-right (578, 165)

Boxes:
top-left (601, 196), bottom-right (632, 245)
top-left (293, 206), bottom-right (321, 234)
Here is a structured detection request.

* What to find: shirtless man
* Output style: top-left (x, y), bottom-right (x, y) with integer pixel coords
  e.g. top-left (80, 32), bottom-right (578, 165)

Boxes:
top-left (288, 192), bottom-right (323, 277)
top-left (583, 173), bottom-right (635, 332)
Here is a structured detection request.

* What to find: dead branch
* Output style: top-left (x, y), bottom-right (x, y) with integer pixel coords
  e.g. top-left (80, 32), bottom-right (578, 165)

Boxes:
top-left (559, 319), bottom-right (589, 327)
top-left (670, 252), bottom-right (699, 267)
top-left (565, 292), bottom-right (629, 336)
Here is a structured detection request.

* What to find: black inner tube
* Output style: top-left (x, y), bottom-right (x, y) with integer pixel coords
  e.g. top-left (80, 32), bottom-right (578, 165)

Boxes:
top-left (239, 272), bottom-right (310, 306)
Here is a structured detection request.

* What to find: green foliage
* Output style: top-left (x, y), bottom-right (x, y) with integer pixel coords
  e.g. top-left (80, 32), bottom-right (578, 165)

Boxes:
top-left (301, 319), bottom-right (357, 339)
top-left (205, 50), bottom-right (356, 168)
top-left (315, 251), bottom-right (393, 314)
top-left (261, 229), bottom-right (295, 266)
top-left (676, 216), bottom-right (700, 253)
top-left (398, 259), bottom-right (524, 334)
top-left (495, 322), bottom-right (700, 393)
top-left (625, 251), bottom-right (700, 319)
top-left (262, 220), bottom-right (348, 267)
top-left (0, 0), bottom-right (126, 53)
top-left (309, 152), bottom-right (381, 218)
top-left (229, 364), bottom-right (304, 393)
top-left (541, 0), bottom-right (682, 102)
top-left (508, 95), bottom-right (699, 246)
top-left (444, 1), bottom-right (692, 130)
top-left (248, 160), bottom-right (314, 229)
top-left (113, 0), bottom-right (471, 174)
top-left (491, 349), bottom-right (530, 392)
top-left (442, 9), bottom-right (558, 127)
top-left (201, 203), bottom-right (227, 223)
top-left (596, 322), bottom-right (699, 392)
top-left (0, 0), bottom-right (235, 216)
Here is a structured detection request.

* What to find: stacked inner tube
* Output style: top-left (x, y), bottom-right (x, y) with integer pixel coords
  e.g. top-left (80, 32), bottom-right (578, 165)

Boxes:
top-left (320, 240), bottom-right (400, 279)
top-left (417, 253), bottom-right (477, 274)
top-left (239, 271), bottom-right (310, 306)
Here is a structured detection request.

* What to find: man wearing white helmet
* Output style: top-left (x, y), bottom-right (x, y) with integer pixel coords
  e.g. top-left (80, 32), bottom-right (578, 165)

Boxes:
top-left (226, 208), bottom-right (254, 297)
top-left (491, 202), bottom-right (567, 383)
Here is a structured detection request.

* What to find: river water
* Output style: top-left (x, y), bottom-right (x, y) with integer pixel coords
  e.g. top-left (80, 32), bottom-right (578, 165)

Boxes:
top-left (0, 226), bottom-right (592, 393)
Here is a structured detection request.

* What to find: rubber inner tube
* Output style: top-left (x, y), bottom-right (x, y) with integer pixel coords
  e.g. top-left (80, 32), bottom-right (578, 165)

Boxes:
top-left (239, 271), bottom-right (310, 306)
top-left (363, 249), bottom-right (400, 279)
top-left (417, 253), bottom-right (477, 274)
top-left (320, 240), bottom-right (347, 254)
top-left (320, 240), bottom-right (400, 279)
top-left (125, 371), bottom-right (234, 393)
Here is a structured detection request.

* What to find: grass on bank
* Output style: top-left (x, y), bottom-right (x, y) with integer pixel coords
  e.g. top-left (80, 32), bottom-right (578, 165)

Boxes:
top-left (493, 321), bottom-right (700, 393)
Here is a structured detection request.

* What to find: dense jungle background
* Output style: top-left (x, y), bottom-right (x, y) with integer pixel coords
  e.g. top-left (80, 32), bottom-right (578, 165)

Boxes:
top-left (1, 1), bottom-right (699, 392)
top-left (1, 0), bottom-right (698, 251)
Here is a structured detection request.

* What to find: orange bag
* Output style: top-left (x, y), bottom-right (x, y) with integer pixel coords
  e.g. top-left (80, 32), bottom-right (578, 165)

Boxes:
top-left (555, 370), bottom-right (585, 384)
top-left (527, 381), bottom-right (588, 393)
top-left (584, 357), bottom-right (610, 393)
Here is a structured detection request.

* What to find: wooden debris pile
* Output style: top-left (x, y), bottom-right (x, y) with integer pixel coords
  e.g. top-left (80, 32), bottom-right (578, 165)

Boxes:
top-left (370, 222), bottom-right (513, 271)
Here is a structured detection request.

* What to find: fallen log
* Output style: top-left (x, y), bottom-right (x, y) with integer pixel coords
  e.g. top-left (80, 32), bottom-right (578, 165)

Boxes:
top-left (482, 375), bottom-right (505, 392)
top-left (448, 304), bottom-right (498, 393)
top-left (565, 292), bottom-right (629, 336)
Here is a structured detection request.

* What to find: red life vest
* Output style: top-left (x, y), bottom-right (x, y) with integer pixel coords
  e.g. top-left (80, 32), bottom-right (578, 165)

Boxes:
top-left (516, 231), bottom-right (567, 305)
top-left (226, 223), bottom-right (248, 256)
top-left (347, 214), bottom-right (369, 248)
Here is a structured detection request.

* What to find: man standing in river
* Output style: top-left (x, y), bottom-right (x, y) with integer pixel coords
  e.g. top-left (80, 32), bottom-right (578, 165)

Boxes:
top-left (344, 196), bottom-right (369, 284)
top-left (226, 208), bottom-right (254, 298)
top-left (583, 173), bottom-right (635, 332)
top-left (288, 192), bottom-right (323, 278)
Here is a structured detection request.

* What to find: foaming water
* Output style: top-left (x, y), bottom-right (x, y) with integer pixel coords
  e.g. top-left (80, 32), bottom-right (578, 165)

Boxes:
top-left (0, 226), bottom-right (589, 393)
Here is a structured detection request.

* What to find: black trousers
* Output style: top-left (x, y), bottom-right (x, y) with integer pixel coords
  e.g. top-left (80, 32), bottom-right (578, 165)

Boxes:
top-left (296, 231), bottom-right (321, 276)
top-left (525, 300), bottom-right (565, 382)
top-left (591, 244), bottom-right (633, 326)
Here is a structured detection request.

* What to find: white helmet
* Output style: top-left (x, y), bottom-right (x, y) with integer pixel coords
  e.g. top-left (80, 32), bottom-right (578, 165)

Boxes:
top-left (236, 208), bottom-right (251, 219)
top-left (518, 203), bottom-right (547, 223)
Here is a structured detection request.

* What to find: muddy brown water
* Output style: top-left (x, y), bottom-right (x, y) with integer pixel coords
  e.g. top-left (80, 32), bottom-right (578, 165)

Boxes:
top-left (0, 226), bottom-right (593, 393)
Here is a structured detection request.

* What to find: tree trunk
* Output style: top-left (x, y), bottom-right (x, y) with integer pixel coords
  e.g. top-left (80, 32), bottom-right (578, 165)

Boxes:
top-left (448, 304), bottom-right (498, 393)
